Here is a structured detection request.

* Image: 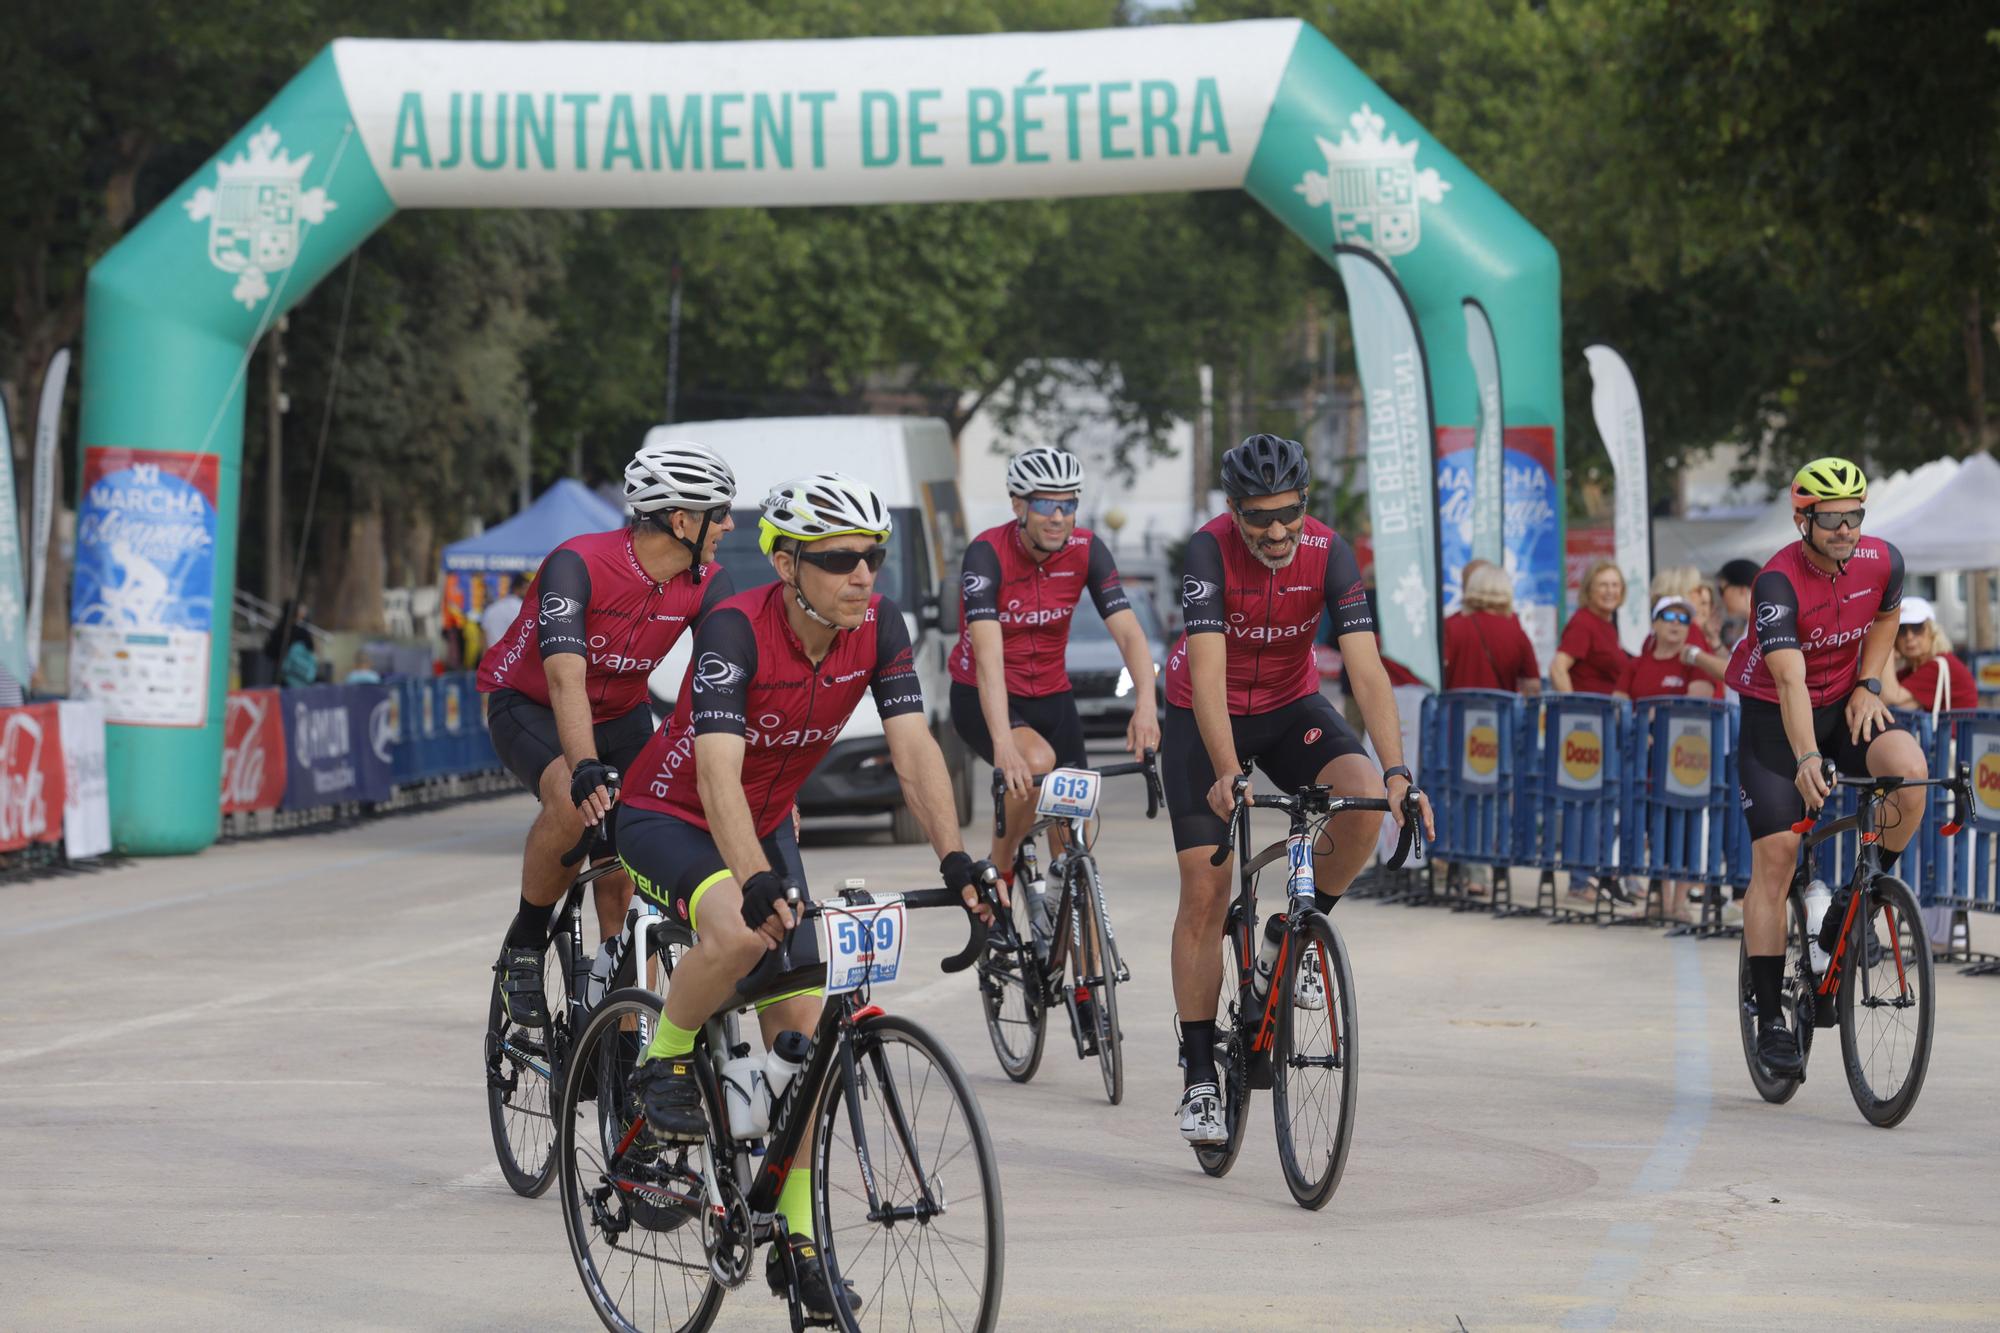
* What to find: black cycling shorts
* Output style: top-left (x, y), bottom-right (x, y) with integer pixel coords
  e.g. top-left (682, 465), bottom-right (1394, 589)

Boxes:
top-left (1737, 697), bottom-right (1911, 841)
top-left (486, 687), bottom-right (655, 797)
top-left (1162, 693), bottom-right (1368, 851)
top-left (615, 806), bottom-right (809, 935)
top-left (949, 682), bottom-right (1087, 770)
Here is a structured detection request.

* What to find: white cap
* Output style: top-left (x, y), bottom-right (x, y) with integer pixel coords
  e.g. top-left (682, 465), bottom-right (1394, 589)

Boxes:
top-left (1651, 595), bottom-right (1695, 620)
top-left (1898, 595), bottom-right (1935, 627)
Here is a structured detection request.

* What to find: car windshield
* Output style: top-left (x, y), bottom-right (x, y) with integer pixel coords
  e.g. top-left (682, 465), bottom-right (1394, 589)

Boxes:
top-left (1070, 584), bottom-right (1163, 644)
top-left (712, 506), bottom-right (923, 608)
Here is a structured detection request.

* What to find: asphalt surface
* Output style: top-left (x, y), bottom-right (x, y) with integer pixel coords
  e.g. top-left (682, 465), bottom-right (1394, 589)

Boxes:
top-left (4, 756), bottom-right (1999, 1330)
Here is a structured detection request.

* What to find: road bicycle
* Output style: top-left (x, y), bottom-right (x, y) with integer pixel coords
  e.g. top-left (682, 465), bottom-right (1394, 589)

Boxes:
top-left (1197, 776), bottom-right (1422, 1209)
top-left (556, 876), bottom-right (1005, 1332)
top-left (975, 750), bottom-right (1162, 1104)
top-left (1739, 762), bottom-right (1972, 1128)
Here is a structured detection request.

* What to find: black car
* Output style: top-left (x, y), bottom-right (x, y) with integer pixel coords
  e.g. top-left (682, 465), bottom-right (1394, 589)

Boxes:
top-left (1065, 584), bottom-right (1168, 738)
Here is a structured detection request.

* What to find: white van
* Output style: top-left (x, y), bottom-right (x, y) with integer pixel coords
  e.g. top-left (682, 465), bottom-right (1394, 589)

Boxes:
top-left (645, 416), bottom-right (975, 839)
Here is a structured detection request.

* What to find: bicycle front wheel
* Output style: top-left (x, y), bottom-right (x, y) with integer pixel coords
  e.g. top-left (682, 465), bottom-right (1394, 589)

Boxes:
top-left (1076, 858), bottom-right (1123, 1105)
top-left (1838, 875), bottom-right (1934, 1128)
top-left (1736, 887), bottom-right (1812, 1104)
top-left (486, 932), bottom-right (570, 1197)
top-left (815, 1014), bottom-right (1004, 1333)
top-left (1271, 911), bottom-right (1358, 1211)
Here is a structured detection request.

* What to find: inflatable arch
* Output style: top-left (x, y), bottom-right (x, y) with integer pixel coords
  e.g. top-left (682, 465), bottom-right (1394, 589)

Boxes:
top-left (76, 19), bottom-right (1560, 852)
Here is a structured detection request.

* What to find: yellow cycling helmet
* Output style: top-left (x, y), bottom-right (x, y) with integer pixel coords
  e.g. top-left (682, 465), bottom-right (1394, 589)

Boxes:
top-left (756, 472), bottom-right (893, 554)
top-left (1790, 457), bottom-right (1868, 510)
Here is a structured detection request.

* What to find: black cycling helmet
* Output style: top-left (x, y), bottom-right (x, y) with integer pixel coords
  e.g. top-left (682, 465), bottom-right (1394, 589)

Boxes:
top-left (1220, 433), bottom-right (1309, 501)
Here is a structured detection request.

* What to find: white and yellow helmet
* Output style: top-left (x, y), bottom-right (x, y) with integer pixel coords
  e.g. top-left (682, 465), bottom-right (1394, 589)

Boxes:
top-left (757, 473), bottom-right (892, 554)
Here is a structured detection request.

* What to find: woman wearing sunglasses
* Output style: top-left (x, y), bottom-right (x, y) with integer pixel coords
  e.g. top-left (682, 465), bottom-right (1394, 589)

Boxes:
top-left (1615, 595), bottom-right (1716, 923)
top-left (1722, 457), bottom-right (1930, 1078)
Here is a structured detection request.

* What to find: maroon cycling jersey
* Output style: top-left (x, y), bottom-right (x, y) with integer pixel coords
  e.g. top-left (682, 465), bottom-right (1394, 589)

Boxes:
top-left (1163, 513), bottom-right (1373, 715)
top-left (1724, 536), bottom-right (1904, 708)
top-left (476, 528), bottom-right (731, 724)
top-left (947, 524), bottom-right (1129, 697)
top-left (622, 583), bottom-right (925, 838)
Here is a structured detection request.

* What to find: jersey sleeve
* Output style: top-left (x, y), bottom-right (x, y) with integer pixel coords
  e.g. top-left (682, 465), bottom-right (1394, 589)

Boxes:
top-left (1084, 535), bottom-right (1131, 618)
top-left (1751, 570), bottom-right (1801, 656)
top-left (1879, 542), bottom-right (1905, 615)
top-left (687, 608), bottom-right (758, 737)
top-left (868, 597), bottom-right (926, 720)
top-left (1180, 531), bottom-right (1227, 636)
top-left (535, 548), bottom-right (592, 659)
top-left (693, 563), bottom-right (736, 625)
top-left (959, 540), bottom-right (1002, 624)
top-left (1323, 533), bottom-right (1376, 637)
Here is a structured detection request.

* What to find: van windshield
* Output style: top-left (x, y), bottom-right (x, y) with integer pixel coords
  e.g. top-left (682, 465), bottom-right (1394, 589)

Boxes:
top-left (712, 506), bottom-right (923, 610)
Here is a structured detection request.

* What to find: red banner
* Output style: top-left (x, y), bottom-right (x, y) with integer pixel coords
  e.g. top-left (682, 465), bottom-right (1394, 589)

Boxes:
top-left (222, 688), bottom-right (287, 814)
top-left (0, 704), bottom-right (68, 850)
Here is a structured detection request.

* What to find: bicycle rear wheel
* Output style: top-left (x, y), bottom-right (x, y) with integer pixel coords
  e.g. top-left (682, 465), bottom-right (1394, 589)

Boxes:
top-left (815, 1013), bottom-right (1004, 1333)
top-left (1075, 859), bottom-right (1123, 1104)
top-left (976, 874), bottom-right (1046, 1083)
top-left (1838, 875), bottom-right (1934, 1128)
top-left (1195, 905), bottom-right (1251, 1179)
top-left (486, 930), bottom-right (571, 1197)
top-left (1272, 911), bottom-right (1358, 1211)
top-left (1735, 887), bottom-right (1812, 1104)
top-left (557, 989), bottom-right (723, 1333)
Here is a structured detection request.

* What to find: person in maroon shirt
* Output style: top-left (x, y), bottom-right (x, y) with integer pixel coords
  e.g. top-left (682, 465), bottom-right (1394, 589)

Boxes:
top-left (1885, 595), bottom-right (1976, 713)
top-left (1551, 559), bottom-right (1630, 694)
top-left (1441, 564), bottom-right (1541, 693)
top-left (1614, 597), bottom-right (1716, 702)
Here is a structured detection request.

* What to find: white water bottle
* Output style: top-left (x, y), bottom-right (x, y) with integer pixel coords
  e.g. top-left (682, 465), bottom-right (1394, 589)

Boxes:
top-left (1803, 879), bottom-right (1832, 974)
top-left (1248, 915), bottom-right (1286, 1005)
top-left (585, 933), bottom-right (626, 1009)
top-left (1026, 876), bottom-right (1054, 956)
top-left (724, 1031), bottom-right (811, 1139)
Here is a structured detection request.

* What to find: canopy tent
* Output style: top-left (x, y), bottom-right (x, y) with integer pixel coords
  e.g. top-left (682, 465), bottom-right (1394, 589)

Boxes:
top-left (1870, 452), bottom-right (2000, 573)
top-left (441, 479), bottom-right (623, 575)
top-left (1710, 457), bottom-right (1961, 568)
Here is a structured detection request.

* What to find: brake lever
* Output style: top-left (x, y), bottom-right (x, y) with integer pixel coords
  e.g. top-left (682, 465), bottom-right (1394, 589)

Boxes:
top-left (940, 875), bottom-right (997, 973)
top-left (1207, 773), bottom-right (1251, 867)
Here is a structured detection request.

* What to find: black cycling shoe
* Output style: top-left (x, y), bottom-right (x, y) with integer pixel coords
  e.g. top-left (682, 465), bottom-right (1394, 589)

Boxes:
top-left (630, 1057), bottom-right (708, 1142)
top-left (1757, 1019), bottom-right (1804, 1077)
top-left (495, 946), bottom-right (549, 1029)
top-left (767, 1233), bottom-right (861, 1319)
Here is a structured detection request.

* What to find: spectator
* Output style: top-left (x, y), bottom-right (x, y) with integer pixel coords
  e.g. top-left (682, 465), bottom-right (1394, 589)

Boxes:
top-left (1616, 596), bottom-right (1716, 924)
top-left (280, 619), bottom-right (319, 688)
top-left (479, 574), bottom-right (524, 653)
top-left (1716, 558), bottom-right (1759, 650)
top-left (1885, 596), bottom-right (1974, 715)
top-left (1442, 564), bottom-right (1540, 694)
top-left (1551, 559), bottom-right (1630, 694)
top-left (345, 651), bottom-right (384, 685)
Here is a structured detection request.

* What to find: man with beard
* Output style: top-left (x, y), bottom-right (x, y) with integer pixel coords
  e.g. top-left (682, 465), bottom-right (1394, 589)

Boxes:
top-left (1161, 434), bottom-right (1433, 1146)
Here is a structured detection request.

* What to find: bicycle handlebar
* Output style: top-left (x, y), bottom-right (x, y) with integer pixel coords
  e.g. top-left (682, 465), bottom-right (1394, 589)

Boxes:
top-left (989, 747), bottom-right (1162, 839)
top-left (730, 881), bottom-right (998, 1001)
top-left (1786, 761), bottom-right (1975, 837)
top-left (1207, 775), bottom-right (1426, 871)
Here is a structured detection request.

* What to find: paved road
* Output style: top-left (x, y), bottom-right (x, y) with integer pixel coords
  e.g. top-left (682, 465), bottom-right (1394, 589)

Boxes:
top-left (4, 763), bottom-right (1998, 1329)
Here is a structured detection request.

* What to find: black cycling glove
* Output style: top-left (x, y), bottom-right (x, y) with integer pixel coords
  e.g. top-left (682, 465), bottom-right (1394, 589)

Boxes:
top-left (570, 758), bottom-right (619, 808)
top-left (941, 852), bottom-right (998, 896)
top-left (740, 870), bottom-right (796, 930)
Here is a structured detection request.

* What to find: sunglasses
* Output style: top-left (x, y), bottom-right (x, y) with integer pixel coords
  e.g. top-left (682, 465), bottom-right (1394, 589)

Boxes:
top-left (1024, 497), bottom-right (1080, 517)
top-left (1656, 609), bottom-right (1692, 625)
top-left (1807, 508), bottom-right (1864, 531)
top-left (1235, 501), bottom-right (1306, 530)
top-left (796, 546), bottom-right (888, 575)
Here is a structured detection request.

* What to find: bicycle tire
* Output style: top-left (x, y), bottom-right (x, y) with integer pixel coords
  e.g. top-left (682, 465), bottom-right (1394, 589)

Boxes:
top-left (1272, 911), bottom-right (1358, 1211)
top-left (1195, 907), bottom-right (1252, 1179)
top-left (1838, 875), bottom-right (1934, 1128)
top-left (815, 1013), bottom-right (1004, 1333)
top-left (976, 868), bottom-right (1046, 1083)
top-left (486, 931), bottom-right (571, 1198)
top-left (1075, 858), bottom-right (1123, 1105)
top-left (557, 989), bottom-right (724, 1333)
top-left (1735, 887), bottom-right (1812, 1104)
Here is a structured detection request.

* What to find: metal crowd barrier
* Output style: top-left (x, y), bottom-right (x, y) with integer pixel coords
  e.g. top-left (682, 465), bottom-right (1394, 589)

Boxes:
top-left (1520, 693), bottom-right (1638, 925)
top-left (1627, 698), bottom-right (1736, 935)
top-left (1930, 709), bottom-right (2000, 971)
top-left (1418, 690), bottom-right (1530, 913)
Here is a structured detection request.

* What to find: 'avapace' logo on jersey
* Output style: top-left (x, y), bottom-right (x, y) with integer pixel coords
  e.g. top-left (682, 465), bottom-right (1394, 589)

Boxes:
top-left (541, 593), bottom-right (582, 620)
top-left (693, 651), bottom-right (748, 694)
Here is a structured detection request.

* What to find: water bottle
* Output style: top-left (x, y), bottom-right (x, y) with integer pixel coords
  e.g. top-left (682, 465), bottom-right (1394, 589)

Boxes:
top-left (1026, 875), bottom-right (1054, 959)
top-left (1803, 879), bottom-right (1832, 974)
top-left (585, 931), bottom-right (627, 1009)
top-left (721, 1031), bottom-right (812, 1140)
top-left (1248, 914), bottom-right (1286, 1005)
top-left (1285, 834), bottom-right (1317, 908)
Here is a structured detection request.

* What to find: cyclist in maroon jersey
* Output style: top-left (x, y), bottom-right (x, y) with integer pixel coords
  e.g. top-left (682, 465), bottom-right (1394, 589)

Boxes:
top-left (1727, 457), bottom-right (1929, 1076)
top-left (1163, 434), bottom-right (1433, 1145)
top-left (613, 474), bottom-right (1000, 1319)
top-left (479, 439), bottom-right (738, 1029)
top-left (949, 445), bottom-right (1159, 889)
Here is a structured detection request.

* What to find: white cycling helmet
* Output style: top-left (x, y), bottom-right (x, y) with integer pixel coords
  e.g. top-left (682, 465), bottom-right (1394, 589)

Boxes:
top-left (1005, 446), bottom-right (1085, 497)
top-left (625, 433), bottom-right (737, 514)
top-left (758, 472), bottom-right (893, 554)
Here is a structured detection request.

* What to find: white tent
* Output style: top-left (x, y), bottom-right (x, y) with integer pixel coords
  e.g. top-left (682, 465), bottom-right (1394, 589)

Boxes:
top-left (1711, 457), bottom-right (1961, 567)
top-left (1869, 452), bottom-right (2000, 573)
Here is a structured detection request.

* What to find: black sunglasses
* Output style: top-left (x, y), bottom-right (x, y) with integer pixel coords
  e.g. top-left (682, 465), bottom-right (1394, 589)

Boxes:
top-left (1235, 501), bottom-right (1306, 529)
top-left (1807, 508), bottom-right (1864, 531)
top-left (1024, 496), bottom-right (1080, 517)
top-left (796, 546), bottom-right (888, 575)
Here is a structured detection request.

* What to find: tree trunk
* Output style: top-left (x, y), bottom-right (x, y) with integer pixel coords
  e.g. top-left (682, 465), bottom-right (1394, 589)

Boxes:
top-left (1965, 287), bottom-right (1991, 455)
top-left (325, 492), bottom-right (388, 632)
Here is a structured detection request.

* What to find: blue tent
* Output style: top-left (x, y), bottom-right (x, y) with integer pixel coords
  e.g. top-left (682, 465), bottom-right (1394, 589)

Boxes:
top-left (442, 479), bottom-right (624, 575)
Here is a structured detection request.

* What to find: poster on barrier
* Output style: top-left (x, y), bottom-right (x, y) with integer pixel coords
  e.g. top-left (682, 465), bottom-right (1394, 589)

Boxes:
top-left (0, 703), bottom-right (67, 851)
top-left (352, 684), bottom-right (396, 802)
top-left (1459, 704), bottom-right (1501, 791)
top-left (57, 700), bottom-right (111, 859)
top-left (1553, 708), bottom-right (1606, 794)
top-left (1968, 722), bottom-right (2000, 832)
top-left (281, 686), bottom-right (362, 810)
top-left (1660, 714), bottom-right (1714, 807)
top-left (222, 688), bottom-right (287, 813)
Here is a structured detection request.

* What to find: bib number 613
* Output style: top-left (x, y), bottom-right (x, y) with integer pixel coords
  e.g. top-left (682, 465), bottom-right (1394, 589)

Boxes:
top-left (1035, 767), bottom-right (1100, 821)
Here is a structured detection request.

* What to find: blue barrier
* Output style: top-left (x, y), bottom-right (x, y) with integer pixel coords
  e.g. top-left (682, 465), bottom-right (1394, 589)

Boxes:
top-left (1521, 694), bottom-right (1630, 918)
top-left (1932, 710), bottom-right (2000, 912)
top-left (1627, 698), bottom-right (1734, 890)
top-left (378, 672), bottom-right (501, 788)
top-left (1422, 690), bottom-right (1528, 873)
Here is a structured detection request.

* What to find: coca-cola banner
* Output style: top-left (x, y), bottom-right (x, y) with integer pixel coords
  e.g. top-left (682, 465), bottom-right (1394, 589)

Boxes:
top-left (0, 703), bottom-right (68, 851)
top-left (57, 700), bottom-right (110, 858)
top-left (222, 688), bottom-right (287, 814)
top-left (280, 685), bottom-right (393, 810)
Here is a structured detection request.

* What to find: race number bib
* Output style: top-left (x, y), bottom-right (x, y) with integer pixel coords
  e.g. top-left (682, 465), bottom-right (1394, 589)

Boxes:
top-left (821, 901), bottom-right (906, 994)
top-left (1035, 767), bottom-right (1100, 821)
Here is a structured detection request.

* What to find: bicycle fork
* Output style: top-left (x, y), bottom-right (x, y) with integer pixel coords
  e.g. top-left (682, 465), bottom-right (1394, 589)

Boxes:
top-left (836, 1033), bottom-right (947, 1226)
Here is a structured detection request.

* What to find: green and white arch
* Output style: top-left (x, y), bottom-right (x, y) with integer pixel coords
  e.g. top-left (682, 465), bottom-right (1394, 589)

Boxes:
top-left (78, 19), bottom-right (1560, 852)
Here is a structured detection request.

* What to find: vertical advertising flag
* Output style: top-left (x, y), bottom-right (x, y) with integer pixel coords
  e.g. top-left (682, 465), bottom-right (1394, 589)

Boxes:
top-left (1504, 426), bottom-right (1562, 671)
top-left (1585, 345), bottom-right (1651, 654)
top-left (29, 349), bottom-right (70, 680)
top-left (0, 395), bottom-right (28, 689)
top-left (1463, 300), bottom-right (1505, 568)
top-left (1337, 245), bottom-right (1441, 689)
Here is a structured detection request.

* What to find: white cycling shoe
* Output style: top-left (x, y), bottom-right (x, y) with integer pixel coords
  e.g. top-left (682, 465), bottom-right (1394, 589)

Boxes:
top-left (1294, 945), bottom-right (1325, 1011)
top-left (1178, 1082), bottom-right (1226, 1145)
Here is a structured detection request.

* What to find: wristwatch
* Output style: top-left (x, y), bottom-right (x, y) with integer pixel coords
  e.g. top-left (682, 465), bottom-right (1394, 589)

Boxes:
top-left (1382, 765), bottom-right (1413, 785)
top-left (1858, 677), bottom-right (1882, 696)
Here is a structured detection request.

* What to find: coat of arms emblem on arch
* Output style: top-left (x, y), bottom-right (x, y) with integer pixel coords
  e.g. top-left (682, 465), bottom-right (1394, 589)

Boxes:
top-left (184, 124), bottom-right (338, 309)
top-left (1296, 104), bottom-right (1450, 258)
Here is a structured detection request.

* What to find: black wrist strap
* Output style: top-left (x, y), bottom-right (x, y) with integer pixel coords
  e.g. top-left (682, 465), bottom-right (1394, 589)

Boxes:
top-left (1382, 765), bottom-right (1412, 784)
